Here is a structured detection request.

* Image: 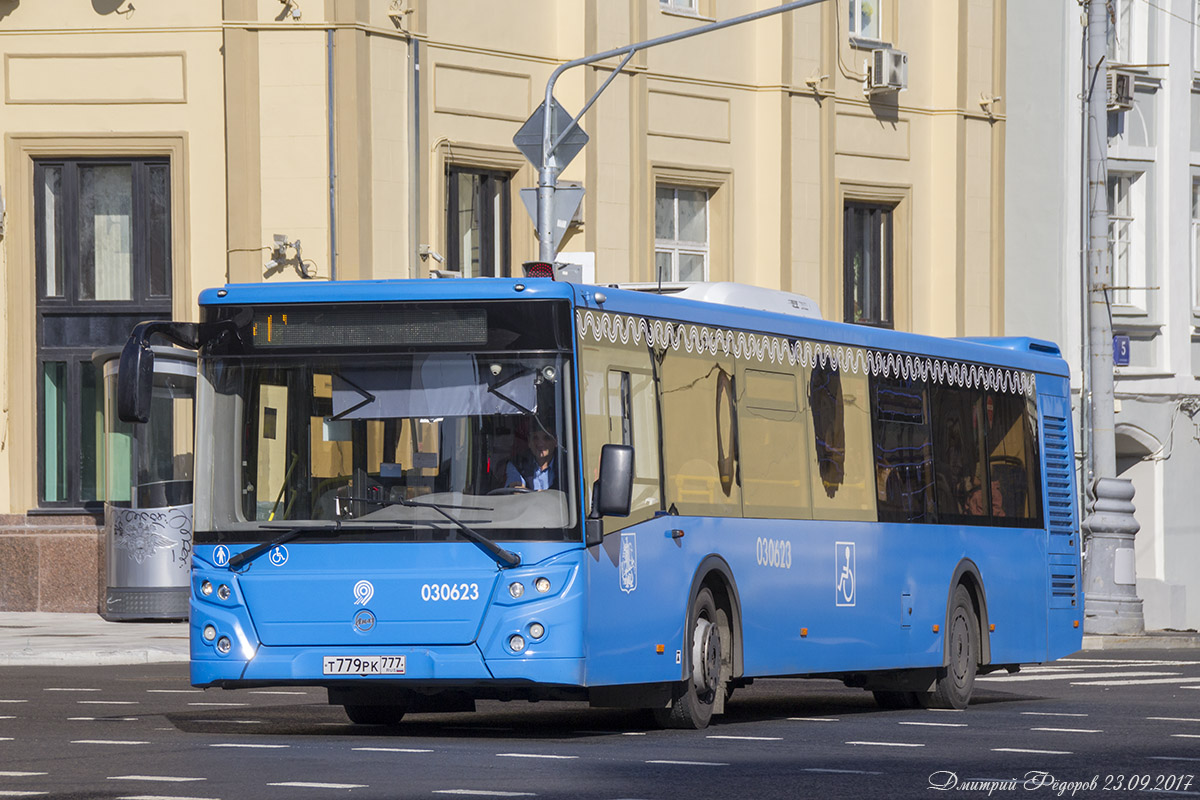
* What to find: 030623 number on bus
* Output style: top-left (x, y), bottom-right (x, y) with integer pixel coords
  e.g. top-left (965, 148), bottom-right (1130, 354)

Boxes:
top-left (420, 582), bottom-right (480, 601)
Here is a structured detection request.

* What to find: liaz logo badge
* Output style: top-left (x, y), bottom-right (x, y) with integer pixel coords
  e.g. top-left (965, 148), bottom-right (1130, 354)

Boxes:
top-left (619, 532), bottom-right (637, 594)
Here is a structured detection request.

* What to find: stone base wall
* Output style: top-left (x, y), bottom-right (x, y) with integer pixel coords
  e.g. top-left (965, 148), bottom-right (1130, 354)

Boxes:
top-left (0, 514), bottom-right (104, 612)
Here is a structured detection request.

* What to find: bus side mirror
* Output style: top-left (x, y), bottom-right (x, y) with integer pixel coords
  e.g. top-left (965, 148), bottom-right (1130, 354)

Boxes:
top-left (595, 444), bottom-right (634, 517)
top-left (117, 337), bottom-right (154, 424)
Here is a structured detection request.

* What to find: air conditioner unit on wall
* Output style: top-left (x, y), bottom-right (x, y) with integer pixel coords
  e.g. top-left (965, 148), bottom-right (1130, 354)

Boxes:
top-left (1107, 70), bottom-right (1134, 112)
top-left (867, 47), bottom-right (908, 94)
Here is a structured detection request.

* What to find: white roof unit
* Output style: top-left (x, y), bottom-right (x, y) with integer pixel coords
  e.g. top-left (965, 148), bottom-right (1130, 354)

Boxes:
top-left (672, 281), bottom-right (823, 320)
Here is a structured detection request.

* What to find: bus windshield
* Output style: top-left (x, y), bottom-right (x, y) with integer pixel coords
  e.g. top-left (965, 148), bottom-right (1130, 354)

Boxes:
top-left (195, 351), bottom-right (577, 542)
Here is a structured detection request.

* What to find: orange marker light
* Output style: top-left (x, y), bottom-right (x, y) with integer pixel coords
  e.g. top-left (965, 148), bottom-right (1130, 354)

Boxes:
top-left (800, 628), bottom-right (808, 638)
top-left (989, 624), bottom-right (996, 632)
top-left (1073, 620), bottom-right (1080, 628)
top-left (656, 644), bottom-right (665, 654)
top-left (932, 624), bottom-right (940, 633)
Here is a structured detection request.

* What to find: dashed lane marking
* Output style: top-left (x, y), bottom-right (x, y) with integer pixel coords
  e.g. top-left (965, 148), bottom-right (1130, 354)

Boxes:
top-left (0, 792), bottom-right (49, 797)
top-left (646, 760), bottom-right (728, 766)
top-left (1071, 677), bottom-right (1200, 687)
top-left (432, 792), bottom-right (537, 797)
top-left (788, 717), bottom-right (839, 722)
top-left (44, 688), bottom-right (100, 692)
top-left (496, 754), bottom-right (578, 760)
top-left (353, 747), bottom-right (433, 753)
top-left (78, 700), bottom-right (139, 705)
top-left (1171, 734), bottom-right (1200, 739)
top-left (803, 768), bottom-right (884, 775)
top-left (248, 690), bottom-right (309, 696)
top-left (980, 671), bottom-right (1179, 682)
top-left (71, 739), bottom-right (149, 745)
top-left (208, 743), bottom-right (289, 749)
top-left (268, 783), bottom-right (367, 789)
top-left (146, 690), bottom-right (202, 695)
top-left (0, 701), bottom-right (28, 704)
top-left (993, 748), bottom-right (1072, 755)
top-left (1150, 757), bottom-right (1200, 762)
top-left (107, 777), bottom-right (207, 783)
top-left (845, 741), bottom-right (925, 747)
top-left (1150, 717), bottom-right (1200, 723)
top-left (899, 722), bottom-right (967, 728)
top-left (1020, 712), bottom-right (1089, 717)
top-left (706, 735), bottom-right (782, 740)
top-left (114, 795), bottom-right (220, 800)
top-left (0, 773), bottom-right (47, 777)
top-left (1030, 727), bottom-right (1102, 734)
top-left (186, 703), bottom-right (247, 707)
top-left (68, 717), bottom-right (138, 722)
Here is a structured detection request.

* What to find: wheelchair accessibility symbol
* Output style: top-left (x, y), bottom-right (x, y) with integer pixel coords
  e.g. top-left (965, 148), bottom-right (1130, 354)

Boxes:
top-left (268, 545), bottom-right (289, 567)
top-left (835, 541), bottom-right (856, 607)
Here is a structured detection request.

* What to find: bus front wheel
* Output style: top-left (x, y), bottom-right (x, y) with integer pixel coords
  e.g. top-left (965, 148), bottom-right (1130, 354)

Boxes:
top-left (921, 584), bottom-right (979, 709)
top-left (655, 587), bottom-right (722, 729)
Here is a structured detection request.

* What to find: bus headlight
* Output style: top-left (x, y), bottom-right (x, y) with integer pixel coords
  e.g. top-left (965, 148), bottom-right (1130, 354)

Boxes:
top-left (508, 582), bottom-right (525, 599)
top-left (529, 623), bottom-right (545, 640)
top-left (200, 580), bottom-right (213, 597)
top-left (508, 634), bottom-right (526, 653)
top-left (216, 637), bottom-right (232, 655)
top-left (203, 625), bottom-right (217, 642)
top-left (216, 584), bottom-right (231, 601)
top-left (534, 577), bottom-right (551, 594)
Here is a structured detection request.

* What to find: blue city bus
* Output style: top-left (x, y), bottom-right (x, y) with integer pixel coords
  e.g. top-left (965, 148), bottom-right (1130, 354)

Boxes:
top-left (118, 276), bottom-right (1082, 728)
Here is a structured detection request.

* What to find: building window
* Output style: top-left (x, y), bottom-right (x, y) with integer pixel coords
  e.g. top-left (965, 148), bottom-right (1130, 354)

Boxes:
top-left (446, 166), bottom-right (510, 278)
top-left (34, 159), bottom-right (172, 508)
top-left (655, 185), bottom-right (709, 283)
top-left (660, 0), bottom-right (698, 13)
top-left (843, 202), bottom-right (894, 327)
top-left (1192, 178), bottom-right (1200, 308)
top-left (1108, 171), bottom-right (1145, 307)
top-left (848, 0), bottom-right (882, 41)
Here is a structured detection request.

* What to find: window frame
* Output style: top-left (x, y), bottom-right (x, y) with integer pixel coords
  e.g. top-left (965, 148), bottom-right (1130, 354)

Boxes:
top-left (843, 201), bottom-right (895, 328)
top-left (445, 165), bottom-right (512, 279)
top-left (1107, 169), bottom-right (1147, 311)
top-left (847, 0), bottom-right (884, 43)
top-left (33, 157), bottom-right (173, 509)
top-left (654, 184), bottom-right (711, 283)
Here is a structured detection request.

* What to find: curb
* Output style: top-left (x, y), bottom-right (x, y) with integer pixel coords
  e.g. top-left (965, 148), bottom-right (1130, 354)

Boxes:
top-left (1082, 632), bottom-right (1200, 651)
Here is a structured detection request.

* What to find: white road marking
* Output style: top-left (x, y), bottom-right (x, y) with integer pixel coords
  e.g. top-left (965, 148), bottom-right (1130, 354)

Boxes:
top-left (432, 792), bottom-right (537, 797)
top-left (0, 738), bottom-right (12, 742)
top-left (269, 782), bottom-right (368, 789)
top-left (187, 702), bottom-right (247, 707)
top-left (71, 739), bottom-right (149, 745)
top-left (1150, 717), bottom-right (1200, 723)
top-left (1150, 756), bottom-right (1200, 762)
top-left (191, 720), bottom-right (262, 725)
top-left (1171, 734), bottom-right (1200, 739)
top-left (0, 773), bottom-right (47, 777)
top-left (620, 732), bottom-right (647, 736)
top-left (107, 777), bottom-right (206, 783)
top-left (1021, 712), bottom-right (1089, 717)
top-left (78, 700), bottom-right (139, 705)
top-left (146, 690), bottom-right (202, 694)
top-left (353, 747), bottom-right (433, 753)
top-left (788, 717), bottom-right (839, 722)
top-left (249, 690), bottom-right (309, 695)
top-left (845, 741), bottom-right (925, 747)
top-left (980, 671), bottom-right (1179, 682)
top-left (646, 760), bottom-right (728, 766)
top-left (1063, 658), bottom-right (1200, 666)
top-left (115, 796), bottom-right (221, 800)
top-left (803, 768), bottom-right (884, 775)
top-left (993, 748), bottom-right (1072, 755)
top-left (45, 688), bottom-right (101, 692)
top-left (899, 721), bottom-right (967, 728)
top-left (1071, 677), bottom-right (1200, 687)
top-left (706, 735), bottom-right (782, 740)
top-left (1031, 727), bottom-right (1102, 733)
top-left (68, 717), bottom-right (138, 722)
top-left (0, 701), bottom-right (28, 704)
top-left (0, 792), bottom-right (49, 797)
top-left (209, 743), bottom-right (289, 749)
top-left (496, 753), bottom-right (578, 760)
top-left (0, 716), bottom-right (14, 720)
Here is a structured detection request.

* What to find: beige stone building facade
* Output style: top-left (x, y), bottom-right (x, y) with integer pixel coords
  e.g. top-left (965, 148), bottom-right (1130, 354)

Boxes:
top-left (0, 0), bottom-right (1007, 612)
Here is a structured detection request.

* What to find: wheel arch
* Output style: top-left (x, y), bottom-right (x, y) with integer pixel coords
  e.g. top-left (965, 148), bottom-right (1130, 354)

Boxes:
top-left (685, 554), bottom-right (744, 679)
top-left (945, 559), bottom-right (991, 666)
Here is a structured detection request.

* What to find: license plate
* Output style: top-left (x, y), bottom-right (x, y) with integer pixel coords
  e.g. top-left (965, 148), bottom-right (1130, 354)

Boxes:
top-left (322, 655), bottom-right (406, 675)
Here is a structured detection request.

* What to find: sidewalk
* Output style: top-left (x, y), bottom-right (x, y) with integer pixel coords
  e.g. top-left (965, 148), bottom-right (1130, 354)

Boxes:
top-left (1, 612), bottom-right (1197, 667)
top-left (0, 613), bottom-right (189, 667)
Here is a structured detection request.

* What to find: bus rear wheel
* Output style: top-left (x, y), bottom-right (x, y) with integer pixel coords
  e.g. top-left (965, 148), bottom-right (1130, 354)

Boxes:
top-left (920, 584), bottom-right (979, 709)
top-left (655, 587), bottom-right (721, 729)
top-left (343, 704), bottom-right (406, 725)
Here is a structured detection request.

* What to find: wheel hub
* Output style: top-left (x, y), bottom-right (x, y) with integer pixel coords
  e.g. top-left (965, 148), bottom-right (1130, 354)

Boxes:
top-left (691, 617), bottom-right (721, 696)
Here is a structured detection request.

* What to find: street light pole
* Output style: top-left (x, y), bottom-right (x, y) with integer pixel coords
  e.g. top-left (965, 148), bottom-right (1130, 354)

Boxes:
top-left (1081, 0), bottom-right (1144, 635)
top-left (535, 0), bottom-right (826, 263)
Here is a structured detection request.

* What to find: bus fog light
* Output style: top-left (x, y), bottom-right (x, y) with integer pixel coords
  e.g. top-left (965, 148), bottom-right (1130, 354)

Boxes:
top-left (529, 623), bottom-right (545, 640)
top-left (534, 577), bottom-right (551, 594)
top-left (203, 625), bottom-right (217, 642)
top-left (508, 582), bottom-right (525, 599)
top-left (217, 584), bottom-right (231, 601)
top-left (216, 637), bottom-right (232, 655)
top-left (200, 580), bottom-right (213, 596)
top-left (509, 634), bottom-right (526, 652)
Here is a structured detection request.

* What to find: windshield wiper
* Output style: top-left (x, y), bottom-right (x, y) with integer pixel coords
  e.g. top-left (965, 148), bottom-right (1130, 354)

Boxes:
top-left (346, 496), bottom-right (521, 569)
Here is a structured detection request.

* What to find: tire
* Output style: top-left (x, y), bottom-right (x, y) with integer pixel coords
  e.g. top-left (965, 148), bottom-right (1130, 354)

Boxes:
top-left (654, 587), bottom-right (722, 729)
top-left (343, 704), bottom-right (406, 725)
top-left (872, 690), bottom-right (920, 710)
top-left (920, 584), bottom-right (979, 709)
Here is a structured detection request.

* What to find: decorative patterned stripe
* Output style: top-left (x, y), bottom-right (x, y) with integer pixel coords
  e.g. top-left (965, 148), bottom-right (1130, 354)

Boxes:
top-left (577, 309), bottom-right (1036, 396)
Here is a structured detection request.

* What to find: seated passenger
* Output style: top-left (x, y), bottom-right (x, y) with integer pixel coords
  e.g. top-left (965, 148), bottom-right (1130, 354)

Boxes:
top-left (506, 429), bottom-right (558, 491)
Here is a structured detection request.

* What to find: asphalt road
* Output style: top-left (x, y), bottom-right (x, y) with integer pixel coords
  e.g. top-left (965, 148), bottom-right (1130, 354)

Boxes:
top-left (1, 650), bottom-right (1198, 799)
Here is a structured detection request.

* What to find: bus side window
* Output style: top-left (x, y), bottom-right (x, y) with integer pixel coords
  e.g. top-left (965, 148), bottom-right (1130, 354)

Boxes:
top-left (740, 367), bottom-right (811, 519)
top-left (608, 368), bottom-right (660, 517)
top-left (871, 374), bottom-right (935, 524)
top-left (808, 364), bottom-right (877, 521)
top-left (930, 385), bottom-right (989, 522)
top-left (984, 391), bottom-right (1042, 524)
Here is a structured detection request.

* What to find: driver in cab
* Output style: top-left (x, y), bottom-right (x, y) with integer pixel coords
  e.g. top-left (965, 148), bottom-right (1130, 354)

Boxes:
top-left (506, 428), bottom-right (558, 491)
